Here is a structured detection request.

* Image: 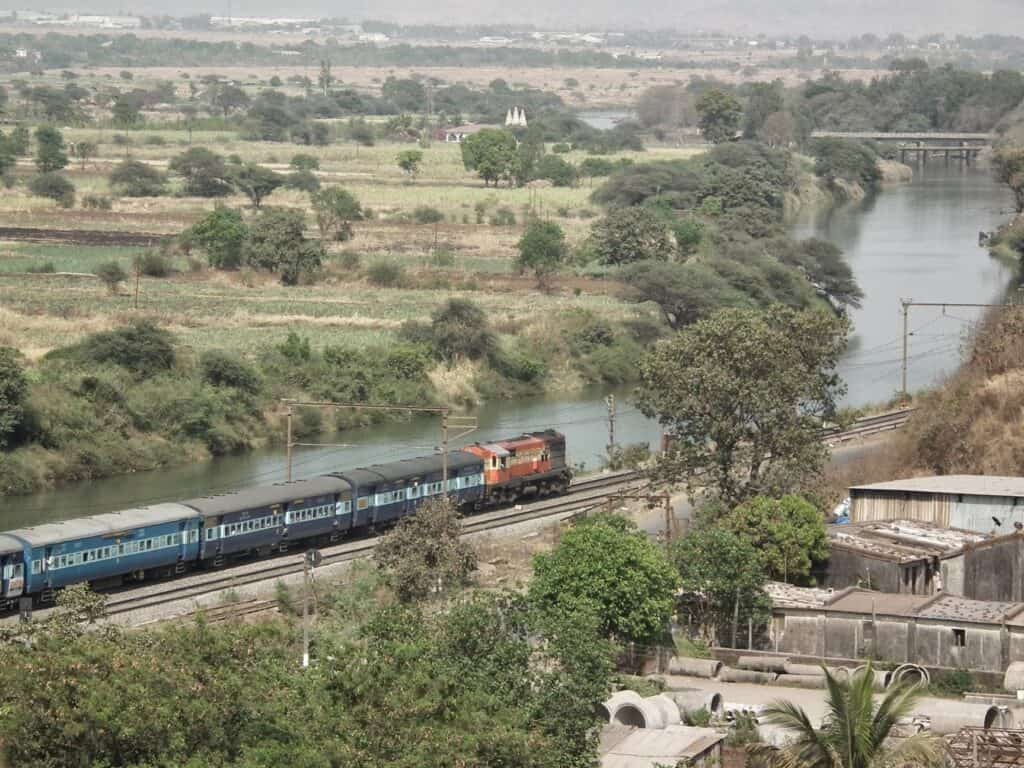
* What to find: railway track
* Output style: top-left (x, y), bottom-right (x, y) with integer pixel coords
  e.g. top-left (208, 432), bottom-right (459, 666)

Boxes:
top-left (99, 471), bottom-right (643, 619)
top-left (822, 408), bottom-right (916, 445)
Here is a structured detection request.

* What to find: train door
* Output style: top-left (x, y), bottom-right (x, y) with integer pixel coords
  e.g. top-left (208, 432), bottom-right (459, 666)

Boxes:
top-left (1, 556), bottom-right (24, 598)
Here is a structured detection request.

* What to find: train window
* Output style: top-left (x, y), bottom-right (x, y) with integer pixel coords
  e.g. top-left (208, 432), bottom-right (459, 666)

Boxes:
top-left (31, 560), bottom-right (40, 575)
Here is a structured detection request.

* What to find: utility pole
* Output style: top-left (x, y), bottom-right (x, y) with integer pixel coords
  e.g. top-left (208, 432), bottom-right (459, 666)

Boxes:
top-left (605, 394), bottom-right (616, 456)
top-left (301, 554), bottom-right (310, 668)
top-left (285, 403), bottom-right (294, 482)
top-left (133, 257), bottom-right (141, 310)
top-left (898, 299), bottom-right (1011, 399)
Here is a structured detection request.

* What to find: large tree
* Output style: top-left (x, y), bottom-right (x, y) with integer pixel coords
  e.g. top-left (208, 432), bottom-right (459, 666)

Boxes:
top-left (637, 306), bottom-right (848, 504)
top-left (34, 125), bottom-right (68, 172)
top-left (622, 259), bottom-right (749, 330)
top-left (670, 525), bottom-right (768, 646)
top-left (993, 145), bottom-right (1024, 213)
top-left (591, 206), bottom-right (673, 265)
top-left (310, 186), bottom-right (363, 241)
top-left (529, 515), bottom-right (679, 644)
top-left (461, 129), bottom-right (517, 187)
top-left (242, 207), bottom-right (324, 285)
top-left (168, 147), bottom-right (232, 197)
top-left (516, 219), bottom-right (567, 287)
top-left (109, 159), bottom-right (167, 197)
top-left (696, 88), bottom-right (743, 144)
top-left (722, 495), bottom-right (829, 584)
top-left (750, 666), bottom-right (946, 768)
top-left (230, 162), bottom-right (283, 208)
top-left (182, 205), bottom-right (248, 269)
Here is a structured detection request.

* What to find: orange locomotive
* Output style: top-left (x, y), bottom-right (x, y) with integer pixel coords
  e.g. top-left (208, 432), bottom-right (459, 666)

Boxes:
top-left (464, 429), bottom-right (571, 506)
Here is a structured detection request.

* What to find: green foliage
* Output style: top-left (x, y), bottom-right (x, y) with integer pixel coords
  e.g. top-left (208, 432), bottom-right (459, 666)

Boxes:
top-left (54, 320), bottom-right (175, 379)
top-left (243, 207), bottom-right (324, 285)
top-left (28, 172), bottom-right (75, 208)
top-left (529, 516), bottom-right (679, 643)
top-left (534, 154), bottom-right (578, 186)
top-left (366, 260), bottom-right (406, 287)
top-left (93, 260), bottom-right (127, 291)
top-left (284, 169), bottom-right (321, 192)
top-left (673, 216), bottom-right (704, 256)
top-left (929, 668), bottom-right (974, 698)
top-left (310, 186), bottom-right (363, 241)
top-left (108, 159), bottom-right (168, 197)
top-left (183, 205), bottom-right (249, 269)
top-left (34, 125), bottom-right (68, 172)
top-left (696, 88), bottom-right (743, 143)
top-left (134, 250), bottom-right (172, 278)
top-left (993, 145), bottom-right (1024, 213)
top-left (412, 205), bottom-right (444, 225)
top-left (230, 162), bottom-right (284, 208)
top-left (809, 137), bottom-right (882, 188)
top-left (71, 139), bottom-right (96, 170)
top-left (516, 219), bottom-right (568, 285)
top-left (621, 259), bottom-right (750, 330)
top-left (374, 497), bottom-right (477, 602)
top-left (430, 298), bottom-right (496, 363)
top-left (461, 128), bottom-right (517, 186)
top-left (671, 525), bottom-right (769, 645)
top-left (200, 350), bottom-right (261, 395)
top-left (289, 153), bottom-right (320, 171)
top-left (686, 707), bottom-right (712, 727)
top-left (168, 146), bottom-right (232, 197)
top-left (0, 347), bottom-right (28, 449)
top-left (591, 206), bottom-right (673, 265)
top-left (722, 495), bottom-right (829, 583)
top-left (742, 80), bottom-right (786, 139)
top-left (396, 148), bottom-right (424, 178)
top-left (751, 665), bottom-right (946, 768)
top-left (638, 306), bottom-right (848, 504)
top-left (770, 237), bottom-right (864, 310)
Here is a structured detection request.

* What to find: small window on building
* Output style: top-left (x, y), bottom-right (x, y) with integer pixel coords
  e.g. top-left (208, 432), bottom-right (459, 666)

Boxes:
top-left (953, 628), bottom-right (966, 647)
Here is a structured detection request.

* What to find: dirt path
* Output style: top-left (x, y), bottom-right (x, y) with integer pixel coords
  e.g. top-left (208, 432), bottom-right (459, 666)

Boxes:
top-left (0, 227), bottom-right (169, 247)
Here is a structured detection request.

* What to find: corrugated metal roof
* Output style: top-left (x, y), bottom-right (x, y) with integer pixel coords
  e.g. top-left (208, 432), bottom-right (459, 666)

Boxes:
top-left (600, 726), bottom-right (723, 768)
top-left (7, 503), bottom-right (198, 546)
top-left (851, 475), bottom-right (1024, 498)
top-left (183, 476), bottom-right (349, 517)
top-left (765, 581), bottom-right (835, 609)
top-left (919, 595), bottom-right (1019, 624)
top-left (828, 520), bottom-right (988, 562)
top-left (826, 590), bottom-right (932, 616)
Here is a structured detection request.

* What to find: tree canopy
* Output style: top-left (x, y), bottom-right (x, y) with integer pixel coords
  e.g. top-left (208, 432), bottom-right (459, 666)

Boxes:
top-left (108, 159), bottom-right (167, 197)
top-left (590, 206), bottom-right (674, 265)
top-left (183, 205), bottom-right (249, 269)
top-left (722, 495), bottom-right (829, 584)
top-left (516, 219), bottom-right (568, 286)
top-left (169, 147), bottom-right (232, 197)
top-left (696, 88), bottom-right (743, 144)
top-left (993, 145), bottom-right (1024, 213)
top-left (0, 347), bottom-right (28, 450)
top-left (310, 186), bottom-right (363, 242)
top-left (638, 306), bottom-right (848, 504)
top-left (34, 125), bottom-right (68, 172)
top-left (529, 515), bottom-right (679, 643)
top-left (461, 129), bottom-right (517, 187)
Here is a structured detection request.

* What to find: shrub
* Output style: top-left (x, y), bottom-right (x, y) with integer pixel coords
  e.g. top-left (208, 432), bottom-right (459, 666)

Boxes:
top-left (94, 261), bottom-right (127, 291)
top-left (182, 206), bottom-right (248, 269)
top-left (142, 135), bottom-right (166, 146)
top-left (29, 172), bottom-right (75, 208)
top-left (591, 206), bottom-right (673, 265)
top-left (109, 159), bottom-right (168, 197)
top-left (366, 260), bottom-right (405, 287)
top-left (27, 262), bottom-right (55, 274)
top-left (284, 170), bottom-right (320, 192)
top-left (412, 205), bottom-right (444, 225)
top-left (82, 194), bottom-right (112, 210)
top-left (200, 350), bottom-right (261, 394)
top-left (338, 251), bottom-right (362, 270)
top-left (57, 320), bottom-right (176, 378)
top-left (430, 298), bottom-right (496, 363)
top-left (552, 142), bottom-right (571, 153)
top-left (289, 153), bottom-right (320, 171)
top-left (489, 207), bottom-right (516, 226)
top-left (135, 251), bottom-right (173, 278)
top-left (534, 155), bottom-right (578, 187)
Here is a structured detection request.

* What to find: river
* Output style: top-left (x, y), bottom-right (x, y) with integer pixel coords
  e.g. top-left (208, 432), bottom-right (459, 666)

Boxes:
top-left (4, 165), bottom-right (1014, 526)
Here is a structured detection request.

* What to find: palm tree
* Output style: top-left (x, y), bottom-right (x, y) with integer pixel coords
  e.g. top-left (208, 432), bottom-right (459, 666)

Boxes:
top-left (749, 664), bottom-right (947, 768)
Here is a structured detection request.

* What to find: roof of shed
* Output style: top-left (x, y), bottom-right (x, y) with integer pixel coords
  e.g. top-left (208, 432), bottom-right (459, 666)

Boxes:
top-left (765, 581), bottom-right (835, 609)
top-left (828, 520), bottom-right (988, 563)
top-left (600, 725), bottom-right (724, 768)
top-left (183, 476), bottom-right (350, 517)
top-left (826, 589), bottom-right (931, 616)
top-left (919, 594), bottom-right (1020, 624)
top-left (850, 475), bottom-right (1024, 498)
top-left (7, 503), bottom-right (198, 546)
top-left (771, 587), bottom-right (1024, 625)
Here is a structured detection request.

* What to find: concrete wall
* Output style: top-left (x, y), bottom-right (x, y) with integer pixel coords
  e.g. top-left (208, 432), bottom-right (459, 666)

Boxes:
top-left (951, 496), bottom-right (1024, 535)
top-left (942, 555), bottom-right (966, 597)
top-left (823, 549), bottom-right (903, 593)
top-left (772, 609), bottom-right (1013, 674)
top-left (851, 490), bottom-right (1024, 536)
top-left (959, 537), bottom-right (1024, 602)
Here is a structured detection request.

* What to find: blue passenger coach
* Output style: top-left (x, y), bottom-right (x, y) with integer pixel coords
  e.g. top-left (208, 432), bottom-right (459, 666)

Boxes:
top-left (7, 503), bottom-right (201, 596)
top-left (186, 476), bottom-right (352, 562)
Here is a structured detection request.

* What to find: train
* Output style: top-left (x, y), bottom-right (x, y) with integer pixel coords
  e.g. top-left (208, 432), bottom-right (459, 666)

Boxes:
top-left (0, 430), bottom-right (570, 607)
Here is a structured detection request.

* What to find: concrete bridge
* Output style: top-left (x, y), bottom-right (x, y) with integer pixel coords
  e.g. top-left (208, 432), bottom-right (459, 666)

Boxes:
top-left (811, 131), bottom-right (994, 164)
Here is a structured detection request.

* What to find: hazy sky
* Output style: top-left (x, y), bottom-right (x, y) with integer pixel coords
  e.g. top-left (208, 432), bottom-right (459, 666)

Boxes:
top-left (9, 0), bottom-right (1024, 37)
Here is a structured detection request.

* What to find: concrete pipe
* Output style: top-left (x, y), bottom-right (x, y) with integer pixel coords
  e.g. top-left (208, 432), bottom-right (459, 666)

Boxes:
top-left (917, 702), bottom-right (1000, 735)
top-left (647, 694), bottom-right (683, 727)
top-left (601, 690), bottom-right (643, 724)
top-left (720, 667), bottom-right (778, 684)
top-left (1004, 661), bottom-right (1024, 692)
top-left (612, 697), bottom-right (668, 729)
top-left (737, 655), bottom-right (789, 673)
top-left (777, 674), bottom-right (827, 689)
top-left (782, 662), bottom-right (828, 677)
top-left (852, 665), bottom-right (889, 691)
top-left (669, 691), bottom-right (724, 717)
top-left (832, 666), bottom-right (852, 682)
top-left (891, 664), bottom-right (931, 689)
top-left (668, 657), bottom-right (723, 679)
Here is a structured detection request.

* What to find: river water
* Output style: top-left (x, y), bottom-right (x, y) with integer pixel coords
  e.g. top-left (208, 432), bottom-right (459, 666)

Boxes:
top-left (4, 165), bottom-right (1014, 526)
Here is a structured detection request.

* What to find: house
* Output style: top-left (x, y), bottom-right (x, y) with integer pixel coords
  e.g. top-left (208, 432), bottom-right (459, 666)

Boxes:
top-left (822, 520), bottom-right (987, 594)
top-left (767, 584), bottom-right (1024, 675)
top-left (599, 725), bottom-right (724, 768)
top-left (436, 124), bottom-right (487, 143)
top-left (849, 476), bottom-right (1024, 535)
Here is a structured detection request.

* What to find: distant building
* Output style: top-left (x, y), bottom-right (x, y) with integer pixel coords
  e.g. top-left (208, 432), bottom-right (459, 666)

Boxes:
top-left (849, 475), bottom-right (1024, 535)
top-left (504, 107), bottom-right (527, 128)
